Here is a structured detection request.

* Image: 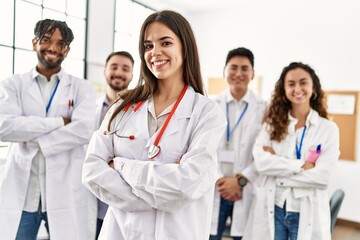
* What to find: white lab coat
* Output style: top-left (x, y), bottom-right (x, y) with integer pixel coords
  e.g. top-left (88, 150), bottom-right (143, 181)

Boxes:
top-left (95, 95), bottom-right (107, 128)
top-left (82, 86), bottom-right (227, 240)
top-left (210, 90), bottom-right (266, 236)
top-left (243, 109), bottom-right (340, 240)
top-left (0, 69), bottom-right (97, 240)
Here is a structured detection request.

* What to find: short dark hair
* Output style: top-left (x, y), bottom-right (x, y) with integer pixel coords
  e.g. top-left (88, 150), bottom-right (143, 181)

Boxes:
top-left (105, 51), bottom-right (134, 66)
top-left (225, 47), bottom-right (254, 68)
top-left (34, 19), bottom-right (74, 46)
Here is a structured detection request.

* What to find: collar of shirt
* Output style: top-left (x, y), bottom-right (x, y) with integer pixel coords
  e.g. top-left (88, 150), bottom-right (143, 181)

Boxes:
top-left (31, 67), bottom-right (63, 82)
top-left (102, 95), bottom-right (110, 108)
top-left (147, 96), bottom-right (174, 119)
top-left (225, 89), bottom-right (250, 105)
top-left (288, 108), bottom-right (319, 133)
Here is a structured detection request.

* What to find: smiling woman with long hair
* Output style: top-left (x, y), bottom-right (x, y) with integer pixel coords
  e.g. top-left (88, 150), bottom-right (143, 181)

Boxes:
top-left (244, 62), bottom-right (340, 240)
top-left (82, 10), bottom-right (226, 240)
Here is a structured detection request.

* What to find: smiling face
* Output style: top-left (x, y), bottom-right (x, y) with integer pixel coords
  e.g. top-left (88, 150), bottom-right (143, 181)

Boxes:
top-left (224, 56), bottom-right (254, 97)
top-left (284, 67), bottom-right (314, 107)
top-left (143, 22), bottom-right (183, 83)
top-left (104, 55), bottom-right (133, 92)
top-left (32, 28), bottom-right (69, 74)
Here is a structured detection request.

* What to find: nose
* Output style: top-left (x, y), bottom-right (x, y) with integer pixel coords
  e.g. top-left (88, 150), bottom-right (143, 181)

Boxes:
top-left (48, 41), bottom-right (60, 52)
top-left (294, 84), bottom-right (302, 92)
top-left (151, 44), bottom-right (162, 57)
top-left (234, 69), bottom-right (242, 78)
top-left (115, 68), bottom-right (124, 77)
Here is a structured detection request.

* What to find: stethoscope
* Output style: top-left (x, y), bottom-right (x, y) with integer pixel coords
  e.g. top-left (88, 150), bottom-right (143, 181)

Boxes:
top-left (103, 84), bottom-right (188, 160)
top-left (103, 101), bottom-right (143, 140)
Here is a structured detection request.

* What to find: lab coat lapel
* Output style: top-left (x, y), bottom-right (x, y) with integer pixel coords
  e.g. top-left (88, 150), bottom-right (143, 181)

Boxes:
top-left (242, 92), bottom-right (257, 125)
top-left (214, 92), bottom-right (227, 114)
top-left (53, 73), bottom-right (71, 105)
top-left (162, 86), bottom-right (193, 138)
top-left (128, 100), bottom-right (150, 142)
top-left (47, 73), bottom-right (71, 117)
top-left (144, 86), bottom-right (194, 148)
top-left (301, 109), bottom-right (319, 152)
top-left (27, 73), bottom-right (44, 108)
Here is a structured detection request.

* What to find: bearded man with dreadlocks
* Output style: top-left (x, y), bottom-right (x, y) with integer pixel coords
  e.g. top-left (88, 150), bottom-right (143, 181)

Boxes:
top-left (0, 19), bottom-right (97, 239)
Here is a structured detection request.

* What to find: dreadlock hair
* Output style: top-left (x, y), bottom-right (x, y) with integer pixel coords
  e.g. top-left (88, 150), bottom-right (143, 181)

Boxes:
top-left (33, 19), bottom-right (74, 46)
top-left (264, 62), bottom-right (328, 141)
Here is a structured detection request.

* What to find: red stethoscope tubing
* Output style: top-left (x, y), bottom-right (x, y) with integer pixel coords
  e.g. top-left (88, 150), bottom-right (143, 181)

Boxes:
top-left (147, 84), bottom-right (188, 159)
top-left (104, 101), bottom-right (143, 139)
top-left (153, 84), bottom-right (188, 147)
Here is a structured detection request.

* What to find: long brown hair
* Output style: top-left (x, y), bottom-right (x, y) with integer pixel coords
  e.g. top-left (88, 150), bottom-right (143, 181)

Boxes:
top-left (107, 10), bottom-right (204, 130)
top-left (264, 62), bottom-right (328, 141)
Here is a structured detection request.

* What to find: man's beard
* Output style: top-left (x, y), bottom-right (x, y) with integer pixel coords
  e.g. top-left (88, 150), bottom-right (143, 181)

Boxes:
top-left (37, 51), bottom-right (65, 69)
top-left (109, 82), bottom-right (129, 92)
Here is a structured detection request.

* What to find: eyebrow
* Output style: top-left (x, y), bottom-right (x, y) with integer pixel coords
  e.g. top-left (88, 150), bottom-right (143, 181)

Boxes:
top-left (287, 78), bottom-right (308, 82)
top-left (110, 63), bottom-right (131, 69)
top-left (144, 36), bottom-right (175, 43)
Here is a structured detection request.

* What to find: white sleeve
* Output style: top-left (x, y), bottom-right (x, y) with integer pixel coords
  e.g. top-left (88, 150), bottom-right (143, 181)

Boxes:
top-left (253, 124), bottom-right (305, 177)
top-left (37, 81), bottom-right (97, 157)
top-left (82, 105), bottom-right (152, 212)
top-left (115, 103), bottom-right (227, 212)
top-left (276, 123), bottom-right (340, 190)
top-left (0, 77), bottom-right (64, 142)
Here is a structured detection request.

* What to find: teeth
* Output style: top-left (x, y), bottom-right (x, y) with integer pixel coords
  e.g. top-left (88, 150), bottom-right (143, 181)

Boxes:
top-left (153, 60), bottom-right (167, 66)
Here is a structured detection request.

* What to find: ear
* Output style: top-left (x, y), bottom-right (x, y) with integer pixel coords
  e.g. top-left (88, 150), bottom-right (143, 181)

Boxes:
top-left (63, 47), bottom-right (70, 57)
top-left (32, 39), bottom-right (37, 50)
top-left (251, 70), bottom-right (255, 80)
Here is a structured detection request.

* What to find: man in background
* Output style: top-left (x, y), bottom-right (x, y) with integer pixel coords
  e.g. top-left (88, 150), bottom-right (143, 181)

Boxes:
top-left (95, 51), bottom-right (134, 127)
top-left (0, 19), bottom-right (97, 239)
top-left (210, 47), bottom-right (266, 240)
top-left (95, 51), bottom-right (134, 238)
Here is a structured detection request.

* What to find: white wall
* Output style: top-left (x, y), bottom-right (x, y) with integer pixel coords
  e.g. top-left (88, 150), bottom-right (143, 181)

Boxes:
top-left (188, 0), bottom-right (360, 222)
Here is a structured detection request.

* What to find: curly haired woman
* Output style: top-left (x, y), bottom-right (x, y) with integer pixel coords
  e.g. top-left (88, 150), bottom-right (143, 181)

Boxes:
top-left (244, 62), bottom-right (340, 240)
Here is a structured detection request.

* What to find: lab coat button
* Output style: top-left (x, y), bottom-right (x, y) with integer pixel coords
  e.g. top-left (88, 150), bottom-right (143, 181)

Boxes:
top-left (280, 182), bottom-right (283, 186)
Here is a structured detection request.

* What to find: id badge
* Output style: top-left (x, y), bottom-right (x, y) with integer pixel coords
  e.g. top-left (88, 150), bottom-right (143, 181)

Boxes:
top-left (218, 150), bottom-right (235, 163)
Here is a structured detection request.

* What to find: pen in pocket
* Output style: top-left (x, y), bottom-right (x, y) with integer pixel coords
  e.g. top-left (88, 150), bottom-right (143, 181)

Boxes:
top-left (316, 144), bottom-right (321, 153)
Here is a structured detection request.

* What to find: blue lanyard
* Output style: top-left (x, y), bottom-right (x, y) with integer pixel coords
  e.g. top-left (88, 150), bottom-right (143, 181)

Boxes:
top-left (46, 79), bottom-right (60, 114)
top-left (295, 125), bottom-right (307, 159)
top-left (226, 102), bottom-right (248, 143)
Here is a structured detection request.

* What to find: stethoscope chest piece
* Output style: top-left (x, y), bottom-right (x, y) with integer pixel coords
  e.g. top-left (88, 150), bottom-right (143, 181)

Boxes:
top-left (148, 144), bottom-right (161, 159)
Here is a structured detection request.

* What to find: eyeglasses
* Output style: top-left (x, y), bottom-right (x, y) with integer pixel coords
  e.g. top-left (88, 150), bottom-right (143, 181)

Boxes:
top-left (37, 36), bottom-right (69, 51)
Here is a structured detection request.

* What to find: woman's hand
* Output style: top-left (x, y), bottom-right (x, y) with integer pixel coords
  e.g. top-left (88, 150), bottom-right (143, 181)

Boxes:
top-left (263, 145), bottom-right (275, 154)
top-left (302, 161), bottom-right (315, 170)
top-left (108, 160), bottom-right (115, 169)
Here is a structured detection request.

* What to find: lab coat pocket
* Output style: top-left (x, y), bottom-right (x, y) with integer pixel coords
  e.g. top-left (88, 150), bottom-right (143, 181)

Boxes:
top-left (55, 102), bottom-right (73, 119)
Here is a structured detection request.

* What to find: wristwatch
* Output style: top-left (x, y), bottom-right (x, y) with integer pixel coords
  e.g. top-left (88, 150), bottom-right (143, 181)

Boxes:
top-left (236, 174), bottom-right (248, 187)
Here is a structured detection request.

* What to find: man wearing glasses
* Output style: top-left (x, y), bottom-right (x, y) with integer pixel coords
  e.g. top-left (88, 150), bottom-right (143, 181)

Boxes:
top-left (0, 19), bottom-right (97, 239)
